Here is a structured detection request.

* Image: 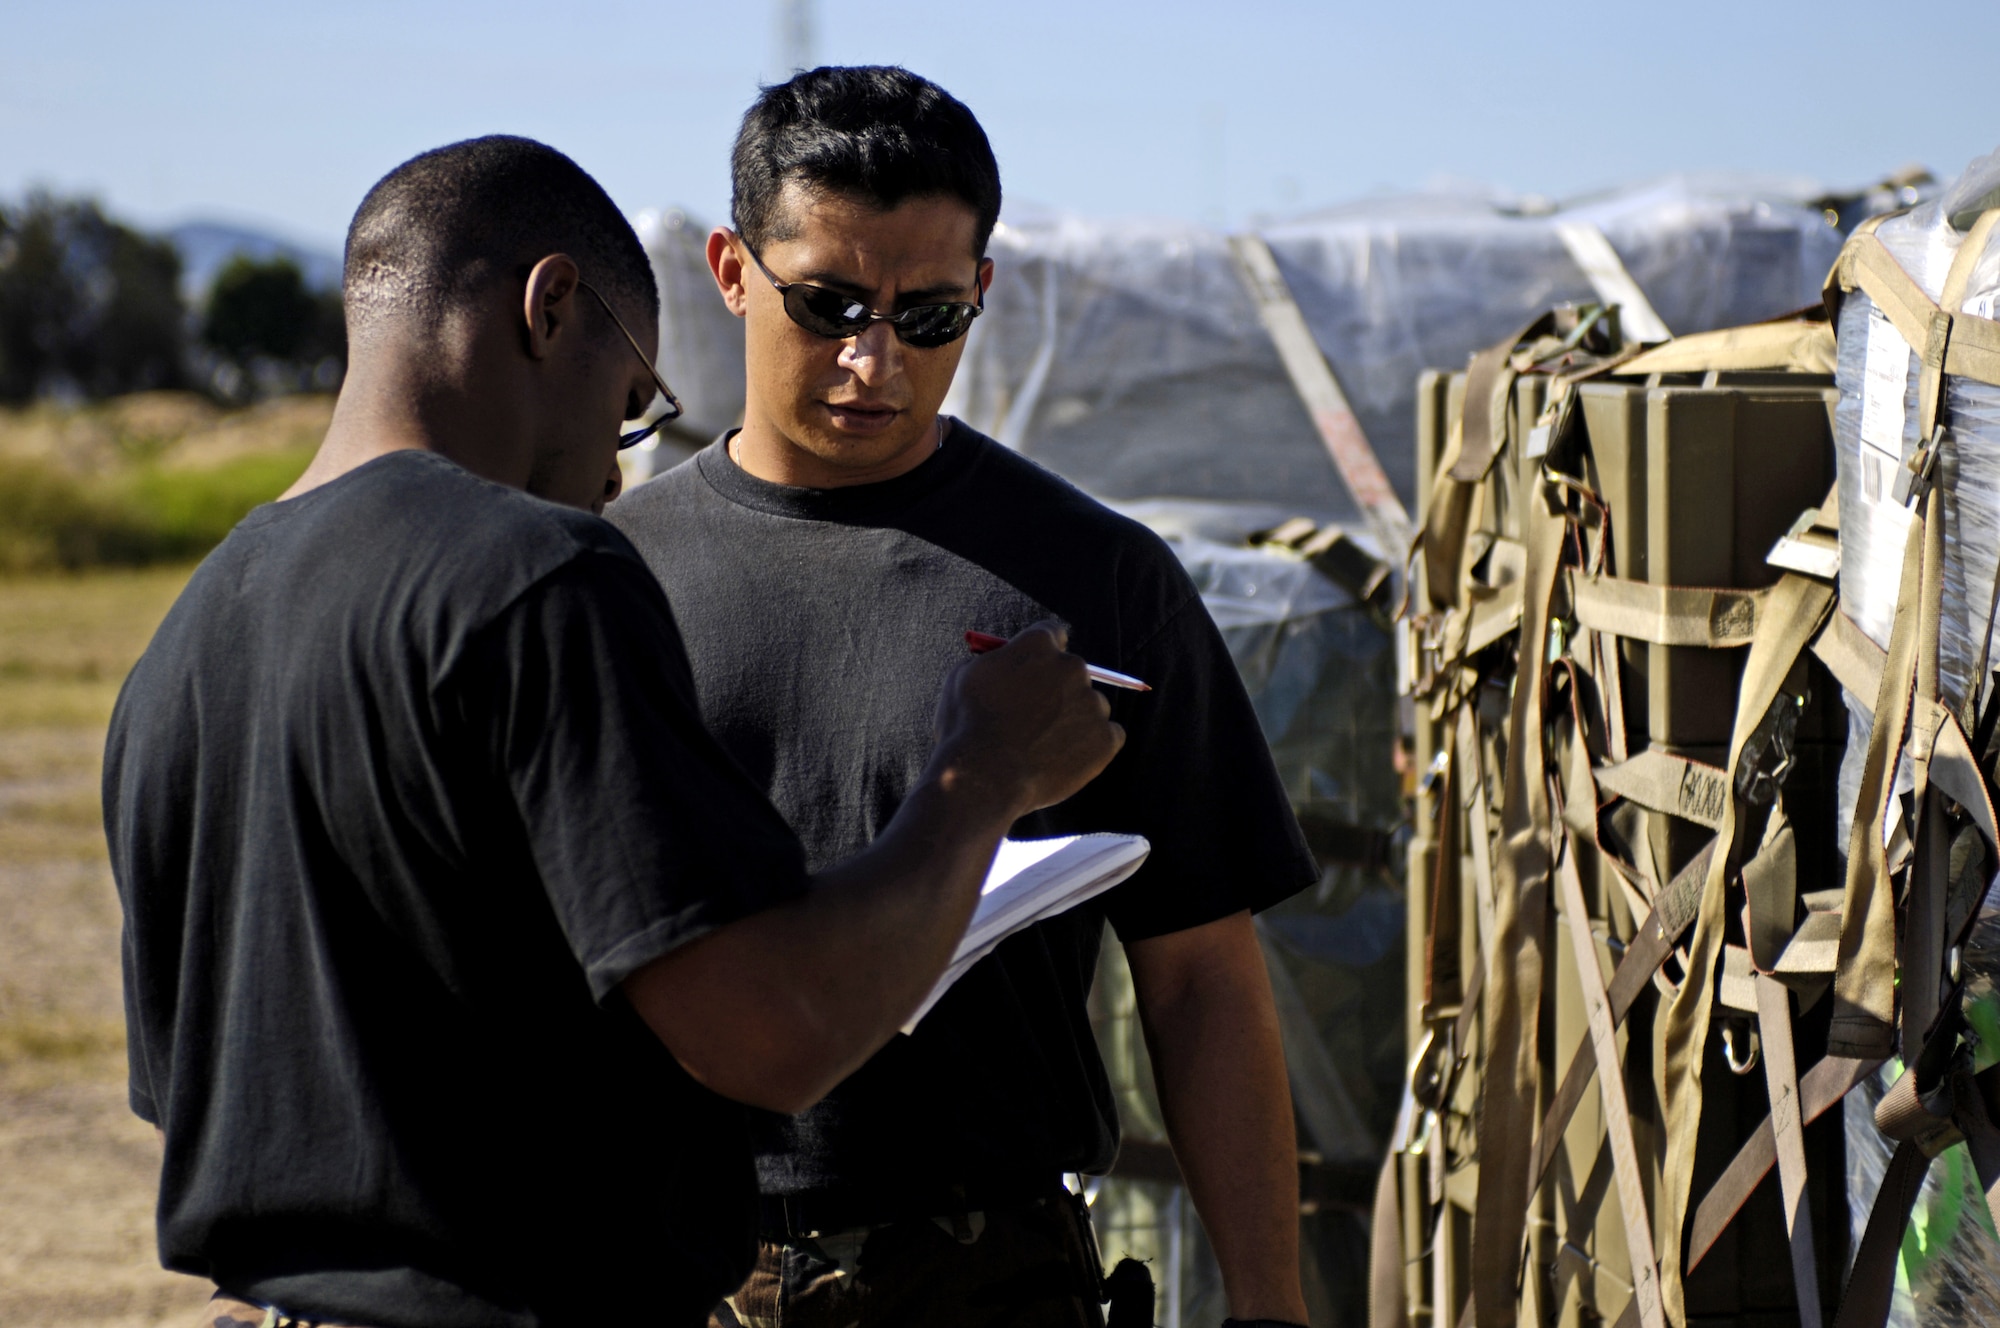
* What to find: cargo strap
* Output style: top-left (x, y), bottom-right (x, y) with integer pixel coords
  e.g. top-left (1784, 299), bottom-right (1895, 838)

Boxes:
top-left (1593, 749), bottom-right (1728, 831)
top-left (1613, 317), bottom-right (1835, 377)
top-left (1419, 310), bottom-right (1595, 615)
top-left (1655, 570), bottom-right (1834, 1324)
top-left (1555, 223), bottom-right (1672, 346)
top-left (1564, 573), bottom-right (1765, 648)
top-left (1528, 841), bottom-right (1710, 1202)
top-left (1229, 234), bottom-right (1414, 552)
top-left (1684, 1053), bottom-right (1882, 1270)
top-left (1752, 973), bottom-right (1821, 1328)
top-left (1467, 470), bottom-right (1567, 1328)
top-left (1549, 815), bottom-right (1667, 1328)
top-left (1827, 210), bottom-right (2000, 434)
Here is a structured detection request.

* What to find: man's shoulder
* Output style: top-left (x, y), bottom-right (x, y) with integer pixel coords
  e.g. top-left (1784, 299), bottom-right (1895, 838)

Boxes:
top-left (355, 450), bottom-right (639, 579)
top-left (952, 428), bottom-right (1192, 583)
top-left (604, 447), bottom-right (716, 544)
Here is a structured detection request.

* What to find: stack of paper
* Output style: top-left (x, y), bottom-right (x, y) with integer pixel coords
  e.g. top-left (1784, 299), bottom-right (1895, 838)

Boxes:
top-left (903, 833), bottom-right (1151, 1032)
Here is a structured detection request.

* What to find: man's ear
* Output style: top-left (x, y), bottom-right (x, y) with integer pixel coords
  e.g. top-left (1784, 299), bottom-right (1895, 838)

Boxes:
top-left (977, 256), bottom-right (995, 301)
top-left (708, 229), bottom-right (749, 319)
top-left (523, 253), bottom-right (583, 361)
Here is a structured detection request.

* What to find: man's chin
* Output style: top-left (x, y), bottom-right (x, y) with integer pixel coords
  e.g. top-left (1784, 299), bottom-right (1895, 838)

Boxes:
top-left (792, 415), bottom-right (936, 475)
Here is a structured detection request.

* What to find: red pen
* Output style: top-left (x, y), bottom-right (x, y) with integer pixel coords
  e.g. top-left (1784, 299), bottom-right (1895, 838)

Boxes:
top-left (964, 630), bottom-right (1152, 692)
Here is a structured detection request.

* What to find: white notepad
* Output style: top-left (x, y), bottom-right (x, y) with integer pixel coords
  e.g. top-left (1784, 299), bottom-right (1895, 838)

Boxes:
top-left (902, 833), bottom-right (1151, 1032)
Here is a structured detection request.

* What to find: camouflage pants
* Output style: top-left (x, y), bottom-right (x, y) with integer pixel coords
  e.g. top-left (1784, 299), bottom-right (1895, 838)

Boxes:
top-left (201, 1295), bottom-right (368, 1328)
top-left (712, 1193), bottom-right (1107, 1328)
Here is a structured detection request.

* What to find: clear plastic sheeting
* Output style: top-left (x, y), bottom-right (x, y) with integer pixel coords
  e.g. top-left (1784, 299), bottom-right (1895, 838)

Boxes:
top-left (633, 208), bottom-right (742, 443)
top-left (942, 179), bottom-right (1843, 517)
top-left (1843, 1066), bottom-right (2000, 1328)
top-left (1831, 146), bottom-right (2000, 712)
top-left (1835, 147), bottom-right (2000, 1319)
top-left (1088, 504), bottom-right (1403, 1328)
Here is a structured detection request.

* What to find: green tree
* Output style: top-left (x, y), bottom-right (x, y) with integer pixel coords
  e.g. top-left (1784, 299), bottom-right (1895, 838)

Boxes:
top-left (0, 192), bottom-right (187, 402)
top-left (202, 255), bottom-right (344, 366)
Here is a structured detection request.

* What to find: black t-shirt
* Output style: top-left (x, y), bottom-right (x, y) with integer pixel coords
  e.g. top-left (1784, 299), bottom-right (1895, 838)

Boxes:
top-left (104, 451), bottom-right (811, 1328)
top-left (606, 422), bottom-right (1317, 1204)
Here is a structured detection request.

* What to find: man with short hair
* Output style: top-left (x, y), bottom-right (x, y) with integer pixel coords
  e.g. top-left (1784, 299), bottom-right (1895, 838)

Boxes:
top-left (610, 69), bottom-right (1318, 1328)
top-left (106, 134), bottom-right (1123, 1328)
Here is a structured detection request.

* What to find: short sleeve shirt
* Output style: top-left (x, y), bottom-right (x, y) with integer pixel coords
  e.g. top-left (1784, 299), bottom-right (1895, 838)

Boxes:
top-left (607, 423), bottom-right (1318, 1202)
top-left (105, 451), bottom-right (810, 1328)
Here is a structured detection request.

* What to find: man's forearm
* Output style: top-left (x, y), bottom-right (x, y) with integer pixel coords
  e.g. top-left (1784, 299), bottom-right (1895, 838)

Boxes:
top-left (625, 769), bottom-right (1012, 1114)
top-left (1129, 911), bottom-right (1309, 1324)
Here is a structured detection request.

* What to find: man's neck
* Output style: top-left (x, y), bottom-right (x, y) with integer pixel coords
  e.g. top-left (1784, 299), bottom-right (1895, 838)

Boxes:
top-left (281, 347), bottom-right (533, 503)
top-left (729, 413), bottom-right (943, 489)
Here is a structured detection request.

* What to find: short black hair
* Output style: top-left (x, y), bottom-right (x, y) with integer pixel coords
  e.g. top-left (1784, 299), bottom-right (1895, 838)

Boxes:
top-left (343, 135), bottom-right (656, 343)
top-left (731, 67), bottom-right (1002, 257)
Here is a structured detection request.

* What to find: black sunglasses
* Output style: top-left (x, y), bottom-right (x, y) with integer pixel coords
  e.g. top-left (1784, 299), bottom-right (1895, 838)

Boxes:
top-left (577, 279), bottom-right (685, 449)
top-left (735, 234), bottom-right (984, 349)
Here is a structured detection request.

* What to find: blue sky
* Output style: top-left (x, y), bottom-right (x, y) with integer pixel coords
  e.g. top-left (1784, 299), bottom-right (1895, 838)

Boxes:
top-left (5, 0), bottom-right (1998, 253)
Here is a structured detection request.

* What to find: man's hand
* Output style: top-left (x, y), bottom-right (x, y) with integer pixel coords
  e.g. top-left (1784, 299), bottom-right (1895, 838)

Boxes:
top-left (930, 621), bottom-right (1125, 818)
top-left (624, 619), bottom-right (1123, 1115)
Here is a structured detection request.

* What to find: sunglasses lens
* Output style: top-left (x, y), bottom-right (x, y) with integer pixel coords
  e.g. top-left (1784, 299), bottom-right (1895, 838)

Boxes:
top-left (786, 285), bottom-right (872, 338)
top-left (896, 303), bottom-right (977, 349)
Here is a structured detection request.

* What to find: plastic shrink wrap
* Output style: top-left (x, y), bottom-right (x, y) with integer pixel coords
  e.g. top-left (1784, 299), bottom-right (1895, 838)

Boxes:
top-left (943, 179), bottom-right (1842, 517)
top-left (1833, 146), bottom-right (2000, 1327)
top-left (1087, 502), bottom-right (1402, 1328)
top-left (625, 208), bottom-right (742, 483)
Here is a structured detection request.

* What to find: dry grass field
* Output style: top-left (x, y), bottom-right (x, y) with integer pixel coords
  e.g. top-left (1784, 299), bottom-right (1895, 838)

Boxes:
top-left (0, 564), bottom-right (213, 1327)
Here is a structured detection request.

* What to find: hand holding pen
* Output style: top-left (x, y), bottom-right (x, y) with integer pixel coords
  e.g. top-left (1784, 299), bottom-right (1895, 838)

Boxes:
top-left (964, 630), bottom-right (1151, 692)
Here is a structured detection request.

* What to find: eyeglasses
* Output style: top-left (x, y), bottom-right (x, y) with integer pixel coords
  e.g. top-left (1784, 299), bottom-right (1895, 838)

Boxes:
top-left (577, 279), bottom-right (685, 449)
top-left (734, 233), bottom-right (984, 349)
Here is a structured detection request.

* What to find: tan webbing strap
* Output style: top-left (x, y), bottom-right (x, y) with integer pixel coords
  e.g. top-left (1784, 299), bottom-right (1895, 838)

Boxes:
top-left (1468, 480), bottom-right (1566, 1328)
top-left (1459, 706), bottom-right (1501, 967)
top-left (1753, 974), bottom-right (1822, 1328)
top-left (1593, 748), bottom-right (1729, 831)
top-left (1743, 808), bottom-right (1798, 975)
top-left (1830, 497), bottom-right (1930, 1059)
top-left (1555, 222), bottom-right (1673, 344)
top-left (1452, 313), bottom-right (1556, 484)
top-left (1552, 823), bottom-right (1667, 1328)
top-left (1613, 320), bottom-right (1835, 377)
top-left (1810, 610), bottom-right (1888, 706)
top-left (1830, 212), bottom-right (2000, 445)
top-left (1656, 572), bottom-right (1834, 1322)
top-left (1685, 1054), bottom-right (1881, 1271)
top-left (1421, 316), bottom-right (1546, 611)
top-left (1529, 841), bottom-right (1712, 1197)
top-left (1229, 234), bottom-right (1415, 551)
top-left (1564, 573), bottom-right (1764, 648)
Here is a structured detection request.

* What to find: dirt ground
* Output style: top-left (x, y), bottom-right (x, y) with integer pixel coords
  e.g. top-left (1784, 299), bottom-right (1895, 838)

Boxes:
top-left (0, 565), bottom-right (212, 1327)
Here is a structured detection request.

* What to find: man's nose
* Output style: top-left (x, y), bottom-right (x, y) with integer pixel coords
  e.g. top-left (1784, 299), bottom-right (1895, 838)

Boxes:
top-left (838, 320), bottom-right (903, 384)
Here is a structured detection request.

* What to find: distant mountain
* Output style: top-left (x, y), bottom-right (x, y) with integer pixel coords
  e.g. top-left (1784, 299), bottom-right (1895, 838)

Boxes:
top-left (168, 221), bottom-right (342, 298)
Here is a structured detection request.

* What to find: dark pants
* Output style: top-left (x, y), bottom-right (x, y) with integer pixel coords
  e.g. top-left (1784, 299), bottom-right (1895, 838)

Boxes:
top-left (711, 1193), bottom-right (1107, 1328)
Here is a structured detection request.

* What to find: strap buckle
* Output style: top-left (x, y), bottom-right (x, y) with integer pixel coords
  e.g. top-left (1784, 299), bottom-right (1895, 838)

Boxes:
top-left (1736, 689), bottom-right (1805, 807)
top-left (1892, 425), bottom-right (1945, 507)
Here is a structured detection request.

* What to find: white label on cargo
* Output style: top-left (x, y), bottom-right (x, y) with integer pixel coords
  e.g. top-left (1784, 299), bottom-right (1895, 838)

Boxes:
top-left (1860, 309), bottom-right (1910, 463)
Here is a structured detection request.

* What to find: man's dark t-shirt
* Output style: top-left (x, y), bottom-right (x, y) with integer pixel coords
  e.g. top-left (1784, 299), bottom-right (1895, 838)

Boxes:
top-left (104, 451), bottom-right (811, 1328)
top-left (608, 422), bottom-right (1317, 1206)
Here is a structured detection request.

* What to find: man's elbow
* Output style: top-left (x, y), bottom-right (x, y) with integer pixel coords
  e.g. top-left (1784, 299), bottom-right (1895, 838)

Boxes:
top-left (622, 957), bottom-right (839, 1114)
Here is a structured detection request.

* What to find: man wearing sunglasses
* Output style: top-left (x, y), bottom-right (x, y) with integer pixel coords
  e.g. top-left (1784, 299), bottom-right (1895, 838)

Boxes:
top-left (105, 135), bottom-right (1125, 1328)
top-left (609, 68), bottom-right (1317, 1328)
